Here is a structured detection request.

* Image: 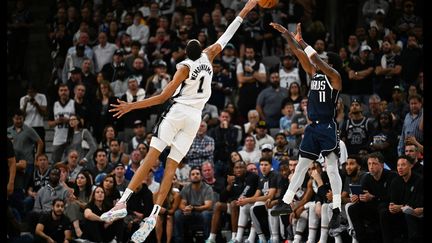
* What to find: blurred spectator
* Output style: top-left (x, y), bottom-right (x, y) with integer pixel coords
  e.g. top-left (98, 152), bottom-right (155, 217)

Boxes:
top-left (93, 31), bottom-right (118, 72)
top-left (281, 82), bottom-right (303, 112)
top-left (236, 46), bottom-right (266, 123)
top-left (65, 114), bottom-right (97, 167)
top-left (375, 40), bottom-right (402, 102)
top-left (113, 162), bottom-right (130, 193)
top-left (64, 149), bottom-right (83, 183)
top-left (19, 84), bottom-right (48, 151)
top-left (279, 54), bottom-right (301, 89)
top-left (108, 138), bottom-right (130, 165)
top-left (387, 85), bottom-right (409, 131)
top-left (208, 59), bottom-right (233, 111)
top-left (243, 109), bottom-right (260, 136)
top-left (290, 97), bottom-right (309, 148)
top-left (81, 186), bottom-right (123, 242)
top-left (101, 48), bottom-right (126, 83)
top-left (341, 99), bottom-right (374, 155)
top-left (94, 81), bottom-right (118, 143)
top-left (400, 33), bottom-right (423, 90)
top-left (24, 154), bottom-right (51, 215)
top-left (73, 84), bottom-right (92, 128)
top-left (34, 198), bottom-right (72, 243)
top-left (185, 121), bottom-right (215, 167)
top-left (89, 149), bottom-right (114, 180)
top-left (66, 31), bottom-right (93, 59)
top-left (365, 94), bottom-right (382, 129)
top-left (146, 59), bottom-right (171, 97)
top-left (208, 110), bottom-right (239, 175)
top-left (7, 109), bottom-right (43, 175)
top-left (7, 0), bottom-right (33, 81)
top-left (347, 44), bottom-right (375, 104)
top-left (362, 0), bottom-right (389, 24)
top-left (127, 119), bottom-right (146, 154)
top-left (125, 149), bottom-right (143, 181)
top-left (395, 0), bottom-right (422, 39)
top-left (404, 144), bottom-right (423, 176)
top-left (256, 71), bottom-right (288, 128)
top-left (174, 167), bottom-right (214, 241)
top-left (127, 12), bottom-right (150, 46)
top-left (397, 94), bottom-right (422, 156)
top-left (369, 111), bottom-right (398, 170)
top-left (102, 174), bottom-right (121, 208)
top-left (253, 121), bottom-right (275, 150)
top-left (239, 134), bottom-right (261, 165)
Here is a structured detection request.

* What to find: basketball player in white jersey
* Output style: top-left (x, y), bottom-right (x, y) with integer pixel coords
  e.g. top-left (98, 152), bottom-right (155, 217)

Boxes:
top-left (100, 0), bottom-right (258, 242)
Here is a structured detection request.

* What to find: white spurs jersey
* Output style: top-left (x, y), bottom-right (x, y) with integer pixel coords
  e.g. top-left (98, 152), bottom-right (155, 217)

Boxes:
top-left (173, 53), bottom-right (213, 110)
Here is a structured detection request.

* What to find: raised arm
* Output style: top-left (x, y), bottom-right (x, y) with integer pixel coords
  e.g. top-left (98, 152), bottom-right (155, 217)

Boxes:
top-left (204, 0), bottom-right (258, 62)
top-left (110, 65), bottom-right (189, 118)
top-left (292, 23), bottom-right (341, 90)
top-left (270, 22), bottom-right (315, 75)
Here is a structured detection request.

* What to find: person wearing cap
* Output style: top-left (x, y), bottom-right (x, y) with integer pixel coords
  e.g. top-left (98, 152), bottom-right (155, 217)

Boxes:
top-left (101, 48), bottom-right (126, 83)
top-left (256, 71), bottom-right (288, 128)
top-left (257, 143), bottom-right (280, 173)
top-left (113, 162), bottom-right (130, 193)
top-left (347, 44), bottom-right (375, 106)
top-left (253, 120), bottom-right (275, 150)
top-left (220, 42), bottom-right (240, 85)
top-left (361, 0), bottom-right (389, 23)
top-left (279, 54), bottom-right (301, 89)
top-left (375, 40), bottom-right (402, 102)
top-left (340, 99), bottom-right (375, 155)
top-left (145, 59), bottom-right (171, 97)
top-left (387, 85), bottom-right (409, 130)
top-left (127, 120), bottom-right (146, 154)
top-left (62, 42), bottom-right (90, 82)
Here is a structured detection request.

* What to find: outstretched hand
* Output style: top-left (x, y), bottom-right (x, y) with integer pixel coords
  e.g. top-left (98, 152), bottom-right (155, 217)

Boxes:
top-left (293, 23), bottom-right (303, 42)
top-left (109, 98), bottom-right (134, 118)
top-left (269, 22), bottom-right (288, 34)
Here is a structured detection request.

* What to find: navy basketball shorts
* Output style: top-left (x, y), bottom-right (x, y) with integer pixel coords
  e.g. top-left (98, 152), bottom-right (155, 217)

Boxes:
top-left (299, 121), bottom-right (339, 160)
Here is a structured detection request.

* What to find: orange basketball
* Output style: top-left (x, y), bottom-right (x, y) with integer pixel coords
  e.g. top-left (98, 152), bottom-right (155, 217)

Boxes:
top-left (258, 0), bottom-right (278, 8)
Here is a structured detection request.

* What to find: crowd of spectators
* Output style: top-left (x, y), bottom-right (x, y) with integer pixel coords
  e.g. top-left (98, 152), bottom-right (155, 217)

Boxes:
top-left (7, 0), bottom-right (423, 242)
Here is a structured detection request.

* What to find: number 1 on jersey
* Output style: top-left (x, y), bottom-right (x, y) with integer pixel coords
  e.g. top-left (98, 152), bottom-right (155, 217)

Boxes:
top-left (319, 91), bottom-right (326, 102)
top-left (197, 76), bottom-right (204, 93)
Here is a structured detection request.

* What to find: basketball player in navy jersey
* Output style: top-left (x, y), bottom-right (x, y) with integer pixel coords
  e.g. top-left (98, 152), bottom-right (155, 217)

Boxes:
top-left (99, 1), bottom-right (259, 242)
top-left (270, 22), bottom-right (344, 229)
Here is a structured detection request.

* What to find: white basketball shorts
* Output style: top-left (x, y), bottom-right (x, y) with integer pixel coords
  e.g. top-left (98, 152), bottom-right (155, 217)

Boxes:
top-left (150, 101), bottom-right (201, 162)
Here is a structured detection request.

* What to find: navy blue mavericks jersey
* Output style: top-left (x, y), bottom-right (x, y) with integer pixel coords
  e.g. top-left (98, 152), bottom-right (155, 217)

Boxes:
top-left (307, 73), bottom-right (339, 122)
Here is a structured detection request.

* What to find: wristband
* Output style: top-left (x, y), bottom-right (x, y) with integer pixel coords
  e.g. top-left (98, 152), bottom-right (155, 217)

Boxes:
top-left (304, 46), bottom-right (317, 59)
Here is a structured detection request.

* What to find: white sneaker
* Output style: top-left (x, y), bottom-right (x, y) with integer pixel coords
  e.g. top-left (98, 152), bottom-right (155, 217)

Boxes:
top-left (100, 202), bottom-right (127, 222)
top-left (131, 205), bottom-right (161, 242)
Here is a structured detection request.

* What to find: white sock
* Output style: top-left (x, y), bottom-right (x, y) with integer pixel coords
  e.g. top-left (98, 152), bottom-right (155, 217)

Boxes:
top-left (231, 232), bottom-right (236, 240)
top-left (209, 233), bottom-right (216, 240)
top-left (258, 234), bottom-right (266, 242)
top-left (152, 204), bottom-right (161, 216)
top-left (236, 227), bottom-right (244, 242)
top-left (247, 226), bottom-right (256, 242)
top-left (332, 194), bottom-right (342, 210)
top-left (118, 188), bottom-right (133, 203)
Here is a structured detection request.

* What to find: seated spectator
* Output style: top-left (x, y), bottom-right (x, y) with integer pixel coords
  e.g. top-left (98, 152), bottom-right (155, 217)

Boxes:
top-left (94, 80), bottom-right (118, 143)
top-left (174, 167), bottom-right (214, 242)
top-left (127, 119), bottom-right (147, 154)
top-left (175, 159), bottom-right (191, 190)
top-left (201, 161), bottom-right (225, 204)
top-left (380, 155), bottom-right (423, 243)
top-left (24, 154), bottom-right (51, 215)
top-left (155, 176), bottom-right (181, 243)
top-left (243, 109), bottom-right (260, 136)
top-left (99, 124), bottom-right (125, 154)
top-left (108, 138), bottom-right (130, 165)
top-left (125, 149), bottom-right (143, 181)
top-left (64, 149), bottom-right (83, 184)
top-left (102, 174), bottom-right (121, 208)
top-left (88, 149), bottom-right (114, 180)
top-left (34, 198), bottom-right (72, 243)
top-left (113, 162), bottom-right (130, 194)
top-left (65, 171), bottom-right (93, 239)
top-left (81, 186), bottom-right (123, 242)
top-left (184, 121), bottom-right (215, 168)
top-left (239, 134), bottom-right (261, 165)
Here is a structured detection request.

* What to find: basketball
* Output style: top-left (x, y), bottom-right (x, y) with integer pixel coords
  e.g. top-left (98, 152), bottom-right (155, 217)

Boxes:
top-left (258, 0), bottom-right (278, 8)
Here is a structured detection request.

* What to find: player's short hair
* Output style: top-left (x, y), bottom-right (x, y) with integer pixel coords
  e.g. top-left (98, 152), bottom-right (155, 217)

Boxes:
top-left (186, 39), bottom-right (202, 61)
top-left (326, 51), bottom-right (342, 72)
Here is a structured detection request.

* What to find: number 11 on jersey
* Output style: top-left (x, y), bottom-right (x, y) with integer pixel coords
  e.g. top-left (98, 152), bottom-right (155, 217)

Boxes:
top-left (319, 91), bottom-right (326, 102)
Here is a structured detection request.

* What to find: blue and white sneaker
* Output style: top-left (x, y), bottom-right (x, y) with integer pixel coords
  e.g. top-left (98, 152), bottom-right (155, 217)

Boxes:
top-left (100, 202), bottom-right (127, 222)
top-left (131, 205), bottom-right (161, 242)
